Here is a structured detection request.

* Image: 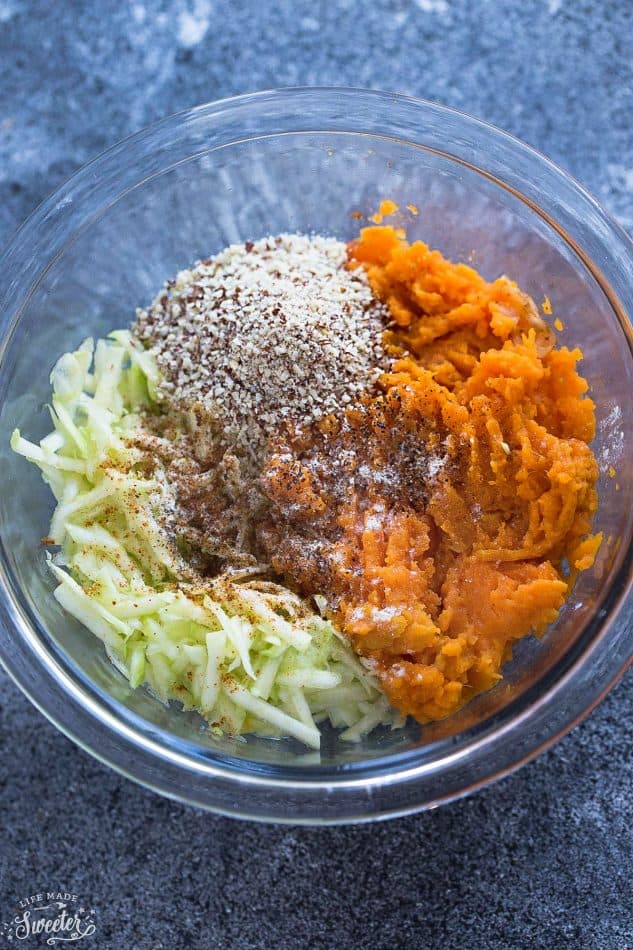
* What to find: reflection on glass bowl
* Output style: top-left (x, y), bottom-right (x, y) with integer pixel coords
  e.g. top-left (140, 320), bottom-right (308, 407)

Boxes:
top-left (0, 88), bottom-right (631, 823)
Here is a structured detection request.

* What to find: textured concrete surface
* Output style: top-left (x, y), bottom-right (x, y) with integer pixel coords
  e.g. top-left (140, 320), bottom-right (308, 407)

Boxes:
top-left (0, 1), bottom-right (632, 947)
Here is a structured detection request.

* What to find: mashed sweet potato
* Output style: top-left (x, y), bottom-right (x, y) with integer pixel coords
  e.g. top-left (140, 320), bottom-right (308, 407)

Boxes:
top-left (260, 224), bottom-right (600, 724)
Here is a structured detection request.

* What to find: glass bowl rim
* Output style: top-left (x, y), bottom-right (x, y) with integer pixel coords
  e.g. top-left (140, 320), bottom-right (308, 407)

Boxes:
top-left (0, 86), bottom-right (632, 824)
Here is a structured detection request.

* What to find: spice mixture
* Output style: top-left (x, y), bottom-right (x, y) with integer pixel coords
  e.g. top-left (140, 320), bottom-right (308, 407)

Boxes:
top-left (133, 214), bottom-right (600, 726)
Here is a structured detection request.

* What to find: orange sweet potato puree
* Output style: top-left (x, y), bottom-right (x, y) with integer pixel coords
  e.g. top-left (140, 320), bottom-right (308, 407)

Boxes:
top-left (261, 224), bottom-right (600, 724)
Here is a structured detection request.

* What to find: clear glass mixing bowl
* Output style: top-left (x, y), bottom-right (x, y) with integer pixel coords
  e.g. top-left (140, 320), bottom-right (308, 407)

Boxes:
top-left (0, 88), bottom-right (631, 823)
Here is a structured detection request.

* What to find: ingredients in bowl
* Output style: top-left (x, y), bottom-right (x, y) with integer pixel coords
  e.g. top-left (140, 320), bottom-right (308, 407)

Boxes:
top-left (12, 206), bottom-right (601, 747)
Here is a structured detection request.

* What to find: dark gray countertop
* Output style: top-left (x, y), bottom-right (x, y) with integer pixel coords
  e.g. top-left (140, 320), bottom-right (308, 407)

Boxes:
top-left (0, 2), bottom-right (631, 947)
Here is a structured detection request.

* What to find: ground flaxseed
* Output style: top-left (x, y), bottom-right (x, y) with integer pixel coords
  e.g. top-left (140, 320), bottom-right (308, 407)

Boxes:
top-left (134, 234), bottom-right (390, 466)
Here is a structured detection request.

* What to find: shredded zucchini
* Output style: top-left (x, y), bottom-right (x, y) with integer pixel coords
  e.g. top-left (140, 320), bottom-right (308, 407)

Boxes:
top-left (11, 332), bottom-right (403, 748)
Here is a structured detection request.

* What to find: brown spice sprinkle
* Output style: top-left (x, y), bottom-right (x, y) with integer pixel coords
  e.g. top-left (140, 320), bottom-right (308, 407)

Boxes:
top-left (258, 391), bottom-right (449, 596)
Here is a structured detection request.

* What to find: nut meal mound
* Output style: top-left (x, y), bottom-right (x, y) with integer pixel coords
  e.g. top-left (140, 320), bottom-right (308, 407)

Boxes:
top-left (135, 234), bottom-right (390, 467)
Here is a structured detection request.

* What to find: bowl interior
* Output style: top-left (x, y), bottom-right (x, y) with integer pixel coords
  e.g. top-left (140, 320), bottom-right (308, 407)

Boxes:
top-left (1, 128), bottom-right (631, 771)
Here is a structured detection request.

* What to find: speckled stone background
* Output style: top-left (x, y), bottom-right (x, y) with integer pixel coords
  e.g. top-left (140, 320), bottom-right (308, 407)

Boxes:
top-left (0, 1), bottom-right (632, 948)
